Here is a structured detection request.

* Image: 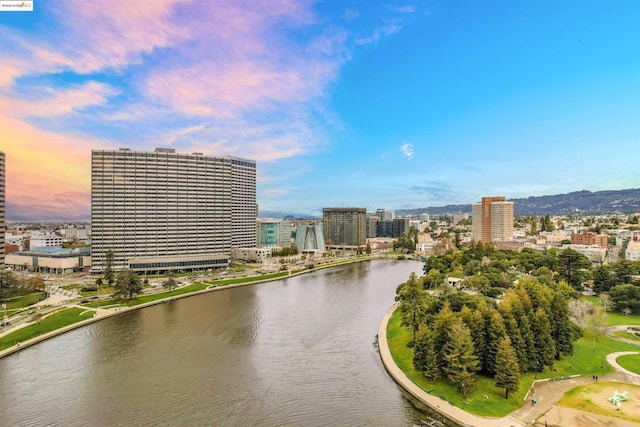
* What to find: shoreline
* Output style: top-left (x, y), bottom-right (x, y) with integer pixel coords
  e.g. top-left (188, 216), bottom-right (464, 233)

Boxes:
top-left (0, 255), bottom-right (398, 360)
top-left (377, 304), bottom-right (523, 427)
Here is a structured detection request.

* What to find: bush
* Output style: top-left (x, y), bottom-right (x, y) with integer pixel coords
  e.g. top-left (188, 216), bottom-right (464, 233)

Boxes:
top-left (81, 286), bottom-right (98, 292)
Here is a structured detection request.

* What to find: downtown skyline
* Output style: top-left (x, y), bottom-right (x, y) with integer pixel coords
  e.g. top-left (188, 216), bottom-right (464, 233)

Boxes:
top-left (1, 0), bottom-right (639, 221)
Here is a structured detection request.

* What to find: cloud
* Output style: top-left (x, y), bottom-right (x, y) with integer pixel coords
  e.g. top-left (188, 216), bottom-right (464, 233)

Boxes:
top-left (0, 81), bottom-right (118, 118)
top-left (389, 6), bottom-right (415, 13)
top-left (400, 142), bottom-right (414, 159)
top-left (355, 23), bottom-right (403, 45)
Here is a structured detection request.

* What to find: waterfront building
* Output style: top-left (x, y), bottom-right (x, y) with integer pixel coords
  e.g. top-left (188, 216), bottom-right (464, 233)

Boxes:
top-left (91, 148), bottom-right (256, 273)
top-left (472, 196), bottom-right (514, 244)
top-left (257, 219), bottom-right (292, 248)
top-left (5, 247), bottom-right (91, 274)
top-left (0, 151), bottom-right (4, 267)
top-left (294, 222), bottom-right (326, 253)
top-left (323, 208), bottom-right (366, 248)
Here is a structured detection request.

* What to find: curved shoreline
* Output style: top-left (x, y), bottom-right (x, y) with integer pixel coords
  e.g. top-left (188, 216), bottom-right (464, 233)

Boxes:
top-left (377, 304), bottom-right (523, 427)
top-left (0, 255), bottom-right (392, 360)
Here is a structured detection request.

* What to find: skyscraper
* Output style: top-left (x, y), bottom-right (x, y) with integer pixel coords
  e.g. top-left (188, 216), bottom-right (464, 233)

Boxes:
top-left (91, 148), bottom-right (256, 273)
top-left (472, 196), bottom-right (514, 244)
top-left (0, 151), bottom-right (4, 267)
top-left (323, 208), bottom-right (367, 248)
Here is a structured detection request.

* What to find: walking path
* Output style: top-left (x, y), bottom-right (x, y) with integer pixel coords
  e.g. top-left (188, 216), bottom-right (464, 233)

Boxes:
top-left (378, 304), bottom-right (523, 427)
top-left (606, 351), bottom-right (640, 379)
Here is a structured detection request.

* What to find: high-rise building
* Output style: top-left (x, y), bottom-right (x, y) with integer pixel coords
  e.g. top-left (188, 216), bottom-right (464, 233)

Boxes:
top-left (0, 151), bottom-right (4, 267)
top-left (323, 208), bottom-right (367, 248)
top-left (472, 196), bottom-right (514, 244)
top-left (91, 148), bottom-right (256, 273)
top-left (376, 218), bottom-right (410, 238)
top-left (376, 209), bottom-right (394, 221)
top-left (366, 215), bottom-right (379, 238)
top-left (257, 219), bottom-right (292, 247)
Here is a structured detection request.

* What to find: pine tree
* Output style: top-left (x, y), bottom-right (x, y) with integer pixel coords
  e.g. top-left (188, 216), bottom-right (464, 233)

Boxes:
top-left (549, 291), bottom-right (574, 358)
top-left (484, 309), bottom-right (507, 376)
top-left (500, 303), bottom-right (528, 373)
top-left (532, 308), bottom-right (556, 370)
top-left (414, 325), bottom-right (440, 381)
top-left (396, 273), bottom-right (429, 344)
top-left (494, 336), bottom-right (520, 399)
top-left (432, 303), bottom-right (456, 372)
top-left (442, 318), bottom-right (479, 397)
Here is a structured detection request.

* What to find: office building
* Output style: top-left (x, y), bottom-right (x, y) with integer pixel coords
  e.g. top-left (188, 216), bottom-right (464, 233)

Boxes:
top-left (30, 232), bottom-right (63, 249)
top-left (0, 151), bottom-right (4, 267)
top-left (376, 218), bottom-right (410, 238)
top-left (472, 196), bottom-right (514, 244)
top-left (376, 209), bottom-right (394, 221)
top-left (258, 219), bottom-right (292, 248)
top-left (323, 208), bottom-right (366, 248)
top-left (91, 148), bottom-right (256, 273)
top-left (367, 215), bottom-right (379, 238)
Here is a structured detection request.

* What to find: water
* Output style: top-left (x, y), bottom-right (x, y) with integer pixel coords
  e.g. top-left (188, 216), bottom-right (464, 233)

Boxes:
top-left (0, 260), bottom-right (434, 426)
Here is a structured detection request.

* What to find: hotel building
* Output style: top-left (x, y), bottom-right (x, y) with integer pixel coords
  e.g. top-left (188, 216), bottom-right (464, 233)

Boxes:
top-left (91, 148), bottom-right (256, 273)
top-left (472, 196), bottom-right (514, 244)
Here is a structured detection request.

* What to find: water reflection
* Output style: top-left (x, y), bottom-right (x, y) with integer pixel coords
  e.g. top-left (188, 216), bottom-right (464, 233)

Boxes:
top-left (0, 260), bottom-right (429, 426)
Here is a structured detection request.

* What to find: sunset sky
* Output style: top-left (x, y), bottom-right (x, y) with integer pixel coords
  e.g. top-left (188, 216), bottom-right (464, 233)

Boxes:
top-left (0, 0), bottom-right (638, 221)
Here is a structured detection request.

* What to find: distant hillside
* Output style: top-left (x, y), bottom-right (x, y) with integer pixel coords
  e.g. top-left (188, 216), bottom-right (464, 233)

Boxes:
top-left (395, 188), bottom-right (640, 217)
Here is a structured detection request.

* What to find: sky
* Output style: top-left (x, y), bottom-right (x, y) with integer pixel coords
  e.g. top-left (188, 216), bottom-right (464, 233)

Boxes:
top-left (0, 0), bottom-right (638, 221)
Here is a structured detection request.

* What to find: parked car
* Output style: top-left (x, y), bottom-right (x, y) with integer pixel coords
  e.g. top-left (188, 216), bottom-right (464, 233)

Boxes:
top-left (0, 321), bottom-right (10, 327)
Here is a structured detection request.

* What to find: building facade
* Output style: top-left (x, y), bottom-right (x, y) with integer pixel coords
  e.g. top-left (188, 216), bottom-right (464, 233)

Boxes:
top-left (294, 222), bottom-right (326, 253)
top-left (30, 232), bottom-right (63, 249)
top-left (91, 148), bottom-right (256, 273)
top-left (0, 151), bottom-right (4, 268)
top-left (376, 218), bottom-right (410, 238)
top-left (257, 219), bottom-right (291, 248)
top-left (571, 231), bottom-right (608, 247)
top-left (472, 196), bottom-right (514, 243)
top-left (323, 208), bottom-right (366, 248)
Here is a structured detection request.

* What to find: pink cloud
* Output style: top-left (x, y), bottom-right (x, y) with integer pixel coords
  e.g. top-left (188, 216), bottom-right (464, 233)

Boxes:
top-left (0, 81), bottom-right (117, 118)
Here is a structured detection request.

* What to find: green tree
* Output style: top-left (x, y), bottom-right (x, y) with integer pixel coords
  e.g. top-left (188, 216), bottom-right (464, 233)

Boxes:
top-left (413, 325), bottom-right (440, 380)
top-left (549, 291), bottom-right (574, 358)
top-left (95, 277), bottom-right (103, 287)
top-left (557, 248), bottom-right (591, 289)
top-left (610, 284), bottom-right (640, 314)
top-left (424, 268), bottom-right (444, 289)
top-left (163, 271), bottom-right (177, 291)
top-left (532, 308), bottom-right (556, 370)
top-left (0, 269), bottom-right (19, 299)
top-left (112, 269), bottom-right (142, 300)
top-left (395, 273), bottom-right (429, 344)
top-left (365, 243), bottom-right (372, 255)
top-left (442, 318), bottom-right (479, 397)
top-left (484, 309), bottom-right (507, 375)
top-left (103, 250), bottom-right (115, 287)
top-left (494, 336), bottom-right (520, 399)
top-left (614, 260), bottom-right (634, 285)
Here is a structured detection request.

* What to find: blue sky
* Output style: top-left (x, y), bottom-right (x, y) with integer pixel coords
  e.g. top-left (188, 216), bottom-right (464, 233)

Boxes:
top-left (0, 0), bottom-right (638, 220)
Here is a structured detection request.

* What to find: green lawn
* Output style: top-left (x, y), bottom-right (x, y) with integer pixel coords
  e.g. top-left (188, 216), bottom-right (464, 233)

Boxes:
top-left (584, 296), bottom-right (640, 326)
top-left (616, 354), bottom-right (640, 375)
top-left (84, 282), bottom-right (210, 308)
top-left (1, 292), bottom-right (46, 310)
top-left (615, 330), bottom-right (640, 342)
top-left (0, 308), bottom-right (95, 351)
top-left (386, 309), bottom-right (640, 417)
top-left (207, 271), bottom-right (288, 286)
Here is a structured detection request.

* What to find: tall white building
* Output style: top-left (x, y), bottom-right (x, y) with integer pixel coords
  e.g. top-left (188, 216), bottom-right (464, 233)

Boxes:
top-left (91, 148), bottom-right (256, 273)
top-left (0, 151), bottom-right (4, 267)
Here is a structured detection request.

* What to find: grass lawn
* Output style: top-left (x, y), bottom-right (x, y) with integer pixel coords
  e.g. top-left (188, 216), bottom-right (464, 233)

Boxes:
top-left (387, 309), bottom-right (536, 417)
top-left (1, 292), bottom-right (46, 310)
top-left (207, 271), bottom-right (288, 286)
top-left (617, 354), bottom-right (640, 375)
top-left (387, 309), bottom-right (640, 417)
top-left (615, 331), bottom-right (640, 342)
top-left (584, 296), bottom-right (640, 326)
top-left (0, 308), bottom-right (95, 351)
top-left (84, 282), bottom-right (210, 308)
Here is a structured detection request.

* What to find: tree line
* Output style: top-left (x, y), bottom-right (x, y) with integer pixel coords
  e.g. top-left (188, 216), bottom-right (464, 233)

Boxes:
top-left (396, 272), bottom-right (581, 399)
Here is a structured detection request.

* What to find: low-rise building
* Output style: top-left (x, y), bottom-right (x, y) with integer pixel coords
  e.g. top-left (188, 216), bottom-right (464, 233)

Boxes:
top-left (232, 247), bottom-right (272, 263)
top-left (571, 231), bottom-right (608, 247)
top-left (5, 247), bottom-right (91, 273)
top-left (30, 232), bottom-right (63, 249)
top-left (626, 241), bottom-right (640, 261)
